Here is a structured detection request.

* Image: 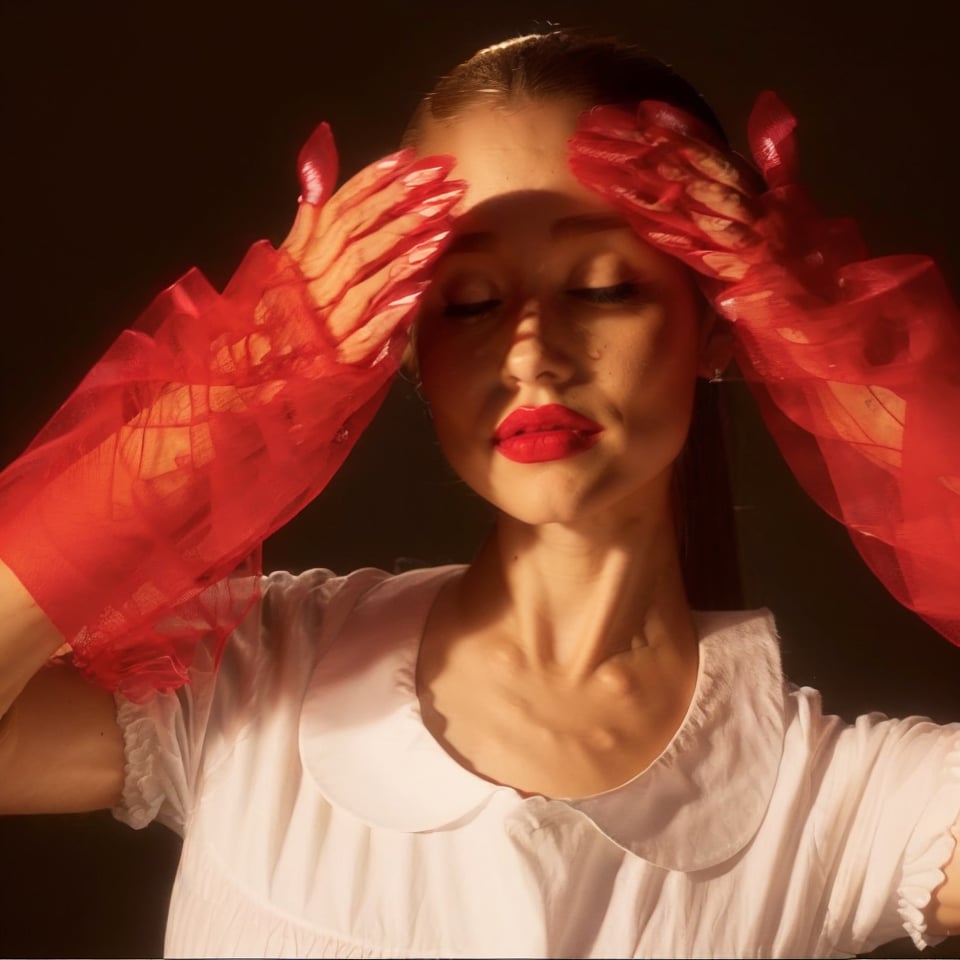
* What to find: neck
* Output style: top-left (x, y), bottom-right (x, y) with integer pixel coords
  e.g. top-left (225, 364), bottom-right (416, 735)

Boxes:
top-left (457, 504), bottom-right (696, 684)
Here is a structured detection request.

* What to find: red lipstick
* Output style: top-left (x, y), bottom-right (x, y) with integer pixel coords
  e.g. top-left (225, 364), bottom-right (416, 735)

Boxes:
top-left (493, 404), bottom-right (603, 463)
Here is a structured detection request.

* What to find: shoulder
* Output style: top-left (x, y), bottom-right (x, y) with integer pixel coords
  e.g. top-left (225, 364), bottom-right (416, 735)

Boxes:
top-left (782, 679), bottom-right (960, 781)
top-left (687, 609), bottom-right (960, 836)
top-left (257, 566), bottom-right (392, 651)
top-left (223, 564), bottom-right (463, 693)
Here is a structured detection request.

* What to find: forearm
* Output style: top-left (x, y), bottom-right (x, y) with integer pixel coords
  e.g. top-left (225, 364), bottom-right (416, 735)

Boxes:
top-left (570, 96), bottom-right (960, 643)
top-left (0, 559), bottom-right (124, 815)
top-left (0, 127), bottom-right (461, 700)
top-left (0, 560), bottom-right (65, 722)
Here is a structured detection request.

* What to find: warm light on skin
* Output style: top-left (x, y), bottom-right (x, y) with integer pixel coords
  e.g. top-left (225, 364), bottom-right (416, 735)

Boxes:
top-left (415, 97), bottom-right (714, 533)
top-left (411, 98), bottom-right (707, 792)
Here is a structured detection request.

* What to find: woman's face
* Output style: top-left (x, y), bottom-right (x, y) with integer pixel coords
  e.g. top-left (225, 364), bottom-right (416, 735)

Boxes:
top-left (415, 97), bottom-right (711, 528)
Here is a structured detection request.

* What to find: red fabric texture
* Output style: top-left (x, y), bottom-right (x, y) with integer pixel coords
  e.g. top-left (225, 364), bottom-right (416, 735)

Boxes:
top-left (0, 124), bottom-right (461, 699)
top-left (570, 94), bottom-right (960, 644)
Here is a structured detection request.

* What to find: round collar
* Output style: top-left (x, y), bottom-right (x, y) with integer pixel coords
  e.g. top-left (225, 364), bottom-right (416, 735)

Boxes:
top-left (299, 566), bottom-right (786, 871)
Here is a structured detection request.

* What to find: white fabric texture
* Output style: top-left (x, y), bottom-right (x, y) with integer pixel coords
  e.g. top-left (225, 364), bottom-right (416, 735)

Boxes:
top-left (113, 565), bottom-right (960, 958)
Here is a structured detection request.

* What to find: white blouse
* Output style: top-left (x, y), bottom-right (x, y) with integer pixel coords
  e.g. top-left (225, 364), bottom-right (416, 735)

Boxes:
top-left (114, 565), bottom-right (960, 958)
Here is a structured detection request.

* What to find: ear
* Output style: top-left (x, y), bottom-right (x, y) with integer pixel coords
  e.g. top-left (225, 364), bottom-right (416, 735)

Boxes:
top-left (696, 305), bottom-right (735, 381)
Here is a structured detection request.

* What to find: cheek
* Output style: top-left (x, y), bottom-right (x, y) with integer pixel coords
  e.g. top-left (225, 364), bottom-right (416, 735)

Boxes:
top-left (417, 332), bottom-right (490, 452)
top-left (600, 313), bottom-right (699, 438)
top-left (418, 329), bottom-right (473, 404)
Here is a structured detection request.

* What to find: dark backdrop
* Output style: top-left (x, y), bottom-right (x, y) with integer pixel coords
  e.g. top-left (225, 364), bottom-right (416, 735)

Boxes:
top-left (1, 1), bottom-right (957, 956)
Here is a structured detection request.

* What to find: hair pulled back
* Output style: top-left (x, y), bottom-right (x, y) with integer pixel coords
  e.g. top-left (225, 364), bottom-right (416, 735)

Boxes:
top-left (406, 30), bottom-right (742, 611)
top-left (403, 30), bottom-right (727, 146)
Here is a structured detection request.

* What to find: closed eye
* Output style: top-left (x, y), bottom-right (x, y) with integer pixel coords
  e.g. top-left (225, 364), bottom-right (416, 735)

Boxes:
top-left (567, 282), bottom-right (644, 304)
top-left (443, 298), bottom-right (502, 320)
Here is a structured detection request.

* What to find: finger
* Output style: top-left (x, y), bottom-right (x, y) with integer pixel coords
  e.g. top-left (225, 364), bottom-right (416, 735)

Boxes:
top-left (634, 100), bottom-right (726, 147)
top-left (574, 112), bottom-right (704, 159)
top-left (315, 185), bottom-right (464, 299)
top-left (570, 138), bottom-right (696, 207)
top-left (591, 138), bottom-right (757, 215)
top-left (281, 200), bottom-right (321, 260)
top-left (323, 228), bottom-right (453, 339)
top-left (575, 105), bottom-right (652, 142)
top-left (569, 130), bottom-right (655, 166)
top-left (575, 104), bottom-right (701, 155)
top-left (690, 212), bottom-right (764, 252)
top-left (577, 163), bottom-right (763, 264)
top-left (325, 154), bottom-right (455, 231)
top-left (682, 178), bottom-right (762, 225)
top-left (324, 230), bottom-right (446, 337)
top-left (701, 250), bottom-right (753, 281)
top-left (570, 152), bottom-right (687, 213)
top-left (282, 145), bottom-right (415, 259)
top-left (574, 146), bottom-right (764, 248)
top-left (325, 147), bottom-right (417, 215)
top-left (301, 160), bottom-right (459, 279)
top-left (335, 282), bottom-right (428, 366)
top-left (296, 122), bottom-right (339, 207)
top-left (573, 115), bottom-right (764, 203)
top-left (303, 182), bottom-right (462, 314)
top-left (680, 143), bottom-right (766, 194)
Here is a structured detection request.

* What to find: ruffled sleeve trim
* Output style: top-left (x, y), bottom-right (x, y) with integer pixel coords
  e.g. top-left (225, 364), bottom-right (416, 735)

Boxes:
top-left (111, 693), bottom-right (174, 831)
top-left (898, 734), bottom-right (960, 949)
top-left (108, 633), bottom-right (221, 835)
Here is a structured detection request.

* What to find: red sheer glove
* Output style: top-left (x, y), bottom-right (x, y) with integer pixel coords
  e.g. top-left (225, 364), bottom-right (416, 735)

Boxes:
top-left (0, 124), bottom-right (465, 698)
top-left (570, 95), bottom-right (960, 644)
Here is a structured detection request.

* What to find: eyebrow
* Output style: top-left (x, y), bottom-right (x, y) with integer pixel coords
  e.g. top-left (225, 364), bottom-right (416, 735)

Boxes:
top-left (443, 213), bottom-right (632, 255)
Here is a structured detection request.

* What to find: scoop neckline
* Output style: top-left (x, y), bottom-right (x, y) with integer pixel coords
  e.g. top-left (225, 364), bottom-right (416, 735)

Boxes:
top-left (298, 565), bottom-right (787, 869)
top-left (405, 565), bottom-right (709, 805)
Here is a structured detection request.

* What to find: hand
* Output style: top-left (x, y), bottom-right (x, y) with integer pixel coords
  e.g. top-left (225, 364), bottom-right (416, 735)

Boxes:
top-left (568, 94), bottom-right (864, 297)
top-left (111, 128), bottom-right (467, 521)
top-left (0, 122), bottom-right (468, 695)
top-left (572, 95), bottom-right (960, 649)
top-left (282, 124), bottom-right (465, 364)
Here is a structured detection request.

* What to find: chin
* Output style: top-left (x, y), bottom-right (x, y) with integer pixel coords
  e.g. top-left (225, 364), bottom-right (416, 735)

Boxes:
top-left (485, 462), bottom-right (674, 533)
top-left (488, 480), bottom-right (620, 529)
top-left (498, 501), bottom-right (586, 528)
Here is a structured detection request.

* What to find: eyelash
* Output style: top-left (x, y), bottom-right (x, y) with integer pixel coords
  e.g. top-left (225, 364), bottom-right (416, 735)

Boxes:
top-left (443, 299), bottom-right (501, 320)
top-left (567, 282), bottom-right (643, 304)
top-left (442, 283), bottom-right (643, 320)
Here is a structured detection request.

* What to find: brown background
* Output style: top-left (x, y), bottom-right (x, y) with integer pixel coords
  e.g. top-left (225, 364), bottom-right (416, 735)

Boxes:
top-left (1, 0), bottom-right (958, 955)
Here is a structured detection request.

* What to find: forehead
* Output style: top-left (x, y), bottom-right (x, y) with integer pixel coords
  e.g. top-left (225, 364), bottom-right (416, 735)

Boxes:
top-left (417, 97), bottom-right (610, 216)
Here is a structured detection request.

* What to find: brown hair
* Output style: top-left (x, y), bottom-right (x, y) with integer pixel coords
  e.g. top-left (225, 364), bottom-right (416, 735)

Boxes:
top-left (402, 30), bottom-right (728, 147)
top-left (406, 30), bottom-right (742, 610)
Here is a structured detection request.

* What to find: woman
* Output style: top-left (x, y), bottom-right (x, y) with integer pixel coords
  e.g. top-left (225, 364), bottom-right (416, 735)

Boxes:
top-left (1, 30), bottom-right (959, 957)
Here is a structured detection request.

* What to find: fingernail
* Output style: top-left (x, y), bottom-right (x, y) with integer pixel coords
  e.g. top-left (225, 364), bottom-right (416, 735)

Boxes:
top-left (385, 279), bottom-right (431, 308)
top-left (297, 122), bottom-right (339, 206)
top-left (371, 277), bottom-right (431, 312)
top-left (413, 187), bottom-right (466, 219)
top-left (376, 147), bottom-right (416, 171)
top-left (405, 229), bottom-right (451, 265)
top-left (401, 155), bottom-right (456, 187)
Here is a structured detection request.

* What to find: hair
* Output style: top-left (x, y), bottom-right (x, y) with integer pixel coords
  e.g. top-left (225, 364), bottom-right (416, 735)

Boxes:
top-left (402, 30), bottom-right (728, 147)
top-left (405, 30), bottom-right (743, 611)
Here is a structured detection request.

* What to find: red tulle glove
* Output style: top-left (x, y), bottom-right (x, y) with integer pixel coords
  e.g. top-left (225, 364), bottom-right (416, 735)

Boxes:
top-left (570, 94), bottom-right (960, 644)
top-left (0, 124), bottom-right (465, 698)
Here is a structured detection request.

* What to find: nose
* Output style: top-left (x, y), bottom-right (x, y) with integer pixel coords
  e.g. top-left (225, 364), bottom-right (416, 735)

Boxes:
top-left (501, 300), bottom-right (576, 388)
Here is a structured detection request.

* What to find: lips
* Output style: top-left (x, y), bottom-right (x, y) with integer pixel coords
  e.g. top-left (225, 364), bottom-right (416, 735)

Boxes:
top-left (493, 404), bottom-right (603, 463)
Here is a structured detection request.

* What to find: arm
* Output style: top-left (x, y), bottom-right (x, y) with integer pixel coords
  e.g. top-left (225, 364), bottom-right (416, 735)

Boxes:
top-left (569, 94), bottom-right (960, 646)
top-left (0, 125), bottom-right (464, 812)
top-left (0, 560), bottom-right (124, 814)
top-left (930, 838), bottom-right (960, 933)
top-left (570, 98), bottom-right (960, 944)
